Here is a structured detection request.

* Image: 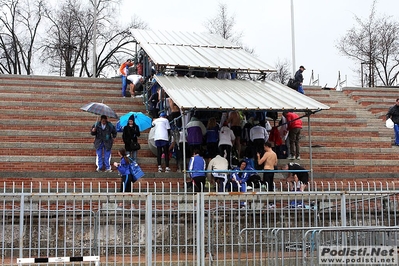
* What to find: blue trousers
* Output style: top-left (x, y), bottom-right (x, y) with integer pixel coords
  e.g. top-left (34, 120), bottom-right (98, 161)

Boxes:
top-left (395, 124), bottom-right (399, 145)
top-left (121, 76), bottom-right (127, 97)
top-left (96, 142), bottom-right (112, 170)
top-left (127, 150), bottom-right (137, 161)
top-left (297, 84), bottom-right (305, 94)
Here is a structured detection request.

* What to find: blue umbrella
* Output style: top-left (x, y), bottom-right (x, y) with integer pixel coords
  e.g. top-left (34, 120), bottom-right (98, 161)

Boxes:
top-left (119, 112), bottom-right (152, 132)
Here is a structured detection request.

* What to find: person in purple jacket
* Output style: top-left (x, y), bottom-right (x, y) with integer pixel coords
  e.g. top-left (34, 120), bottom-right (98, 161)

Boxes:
top-left (186, 115), bottom-right (206, 155)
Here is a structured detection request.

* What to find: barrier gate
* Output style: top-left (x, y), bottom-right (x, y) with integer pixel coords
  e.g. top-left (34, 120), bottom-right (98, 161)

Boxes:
top-left (1, 182), bottom-right (399, 265)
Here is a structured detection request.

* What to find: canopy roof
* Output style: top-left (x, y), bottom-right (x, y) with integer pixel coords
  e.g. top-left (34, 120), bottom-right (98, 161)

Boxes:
top-left (155, 76), bottom-right (330, 112)
top-left (131, 29), bottom-right (276, 73)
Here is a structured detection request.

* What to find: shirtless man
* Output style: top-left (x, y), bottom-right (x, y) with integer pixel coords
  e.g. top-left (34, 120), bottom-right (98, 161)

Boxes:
top-left (227, 111), bottom-right (242, 158)
top-left (257, 142), bottom-right (278, 192)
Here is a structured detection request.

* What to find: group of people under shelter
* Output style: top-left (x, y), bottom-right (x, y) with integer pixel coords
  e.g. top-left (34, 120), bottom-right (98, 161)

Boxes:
top-left (151, 104), bottom-right (308, 195)
top-left (113, 55), bottom-right (310, 196)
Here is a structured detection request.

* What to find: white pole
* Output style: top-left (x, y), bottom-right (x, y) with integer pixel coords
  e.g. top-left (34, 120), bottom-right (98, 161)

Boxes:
top-left (92, 0), bottom-right (97, 78)
top-left (290, 0), bottom-right (296, 76)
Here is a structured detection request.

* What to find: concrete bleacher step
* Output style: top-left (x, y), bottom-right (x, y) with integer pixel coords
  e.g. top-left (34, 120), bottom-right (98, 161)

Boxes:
top-left (0, 76), bottom-right (398, 186)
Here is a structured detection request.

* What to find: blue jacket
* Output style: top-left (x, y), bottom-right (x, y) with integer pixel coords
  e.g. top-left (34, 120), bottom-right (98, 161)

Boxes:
top-left (188, 155), bottom-right (206, 178)
top-left (231, 167), bottom-right (251, 185)
top-left (116, 157), bottom-right (130, 176)
top-left (206, 126), bottom-right (219, 143)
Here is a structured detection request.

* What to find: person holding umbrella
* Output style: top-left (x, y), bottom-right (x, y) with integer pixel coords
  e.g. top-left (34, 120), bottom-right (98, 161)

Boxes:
top-left (91, 115), bottom-right (117, 172)
top-left (122, 115), bottom-right (141, 161)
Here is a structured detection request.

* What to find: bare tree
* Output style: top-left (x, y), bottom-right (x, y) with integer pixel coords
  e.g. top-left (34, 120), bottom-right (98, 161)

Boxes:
top-left (42, 0), bottom-right (148, 77)
top-left (336, 0), bottom-right (399, 86)
top-left (41, 0), bottom-right (85, 76)
top-left (205, 3), bottom-right (242, 44)
top-left (265, 59), bottom-right (292, 84)
top-left (0, 0), bottom-right (45, 74)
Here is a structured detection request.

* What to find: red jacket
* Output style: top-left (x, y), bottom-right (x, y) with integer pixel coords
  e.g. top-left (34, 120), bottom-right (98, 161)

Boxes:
top-left (285, 112), bottom-right (302, 130)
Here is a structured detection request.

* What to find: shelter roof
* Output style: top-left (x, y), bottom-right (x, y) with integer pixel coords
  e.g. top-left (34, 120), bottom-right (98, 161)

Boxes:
top-left (131, 29), bottom-right (276, 73)
top-left (154, 76), bottom-right (330, 112)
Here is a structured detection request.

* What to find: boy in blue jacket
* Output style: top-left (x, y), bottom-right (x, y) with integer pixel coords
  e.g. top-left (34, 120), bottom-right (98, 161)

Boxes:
top-left (188, 148), bottom-right (206, 192)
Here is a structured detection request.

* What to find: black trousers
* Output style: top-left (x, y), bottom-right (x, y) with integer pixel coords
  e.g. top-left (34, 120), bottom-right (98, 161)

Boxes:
top-left (263, 171), bottom-right (275, 192)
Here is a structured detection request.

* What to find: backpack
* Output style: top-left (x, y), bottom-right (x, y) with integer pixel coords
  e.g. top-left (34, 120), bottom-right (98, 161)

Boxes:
top-left (128, 158), bottom-right (144, 181)
top-left (287, 78), bottom-right (299, 90)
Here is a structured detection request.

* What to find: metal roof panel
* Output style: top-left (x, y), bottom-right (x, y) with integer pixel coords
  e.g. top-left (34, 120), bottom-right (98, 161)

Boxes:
top-left (154, 76), bottom-right (330, 112)
top-left (131, 29), bottom-right (276, 72)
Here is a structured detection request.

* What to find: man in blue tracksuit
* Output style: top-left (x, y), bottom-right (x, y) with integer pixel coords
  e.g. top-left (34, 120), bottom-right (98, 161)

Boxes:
top-left (188, 148), bottom-right (206, 192)
top-left (231, 160), bottom-right (250, 208)
top-left (91, 115), bottom-right (117, 172)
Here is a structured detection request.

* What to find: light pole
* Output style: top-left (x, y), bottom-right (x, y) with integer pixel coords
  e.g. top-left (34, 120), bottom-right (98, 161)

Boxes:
top-left (290, 0), bottom-right (296, 76)
top-left (92, 0), bottom-right (97, 78)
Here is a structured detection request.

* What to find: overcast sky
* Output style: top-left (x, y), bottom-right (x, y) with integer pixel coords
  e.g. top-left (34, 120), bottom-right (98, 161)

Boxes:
top-left (121, 0), bottom-right (399, 87)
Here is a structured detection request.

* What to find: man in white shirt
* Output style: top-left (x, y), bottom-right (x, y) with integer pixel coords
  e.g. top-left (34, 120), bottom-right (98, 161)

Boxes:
top-left (127, 74), bottom-right (144, 98)
top-left (207, 154), bottom-right (229, 192)
top-left (152, 112), bottom-right (171, 172)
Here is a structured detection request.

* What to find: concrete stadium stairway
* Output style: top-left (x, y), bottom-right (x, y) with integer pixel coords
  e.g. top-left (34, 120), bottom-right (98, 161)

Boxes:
top-left (300, 85), bottom-right (399, 182)
top-left (0, 75), bottom-right (184, 187)
top-left (0, 76), bottom-right (398, 187)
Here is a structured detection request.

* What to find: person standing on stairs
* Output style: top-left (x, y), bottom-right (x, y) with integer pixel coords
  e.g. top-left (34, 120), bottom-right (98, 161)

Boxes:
top-left (386, 98), bottom-right (399, 146)
top-left (119, 59), bottom-right (134, 98)
top-left (152, 112), bottom-right (171, 172)
top-left (283, 111), bottom-right (303, 160)
top-left (122, 115), bottom-right (141, 161)
top-left (91, 115), bottom-right (117, 172)
top-left (294, 66), bottom-right (306, 94)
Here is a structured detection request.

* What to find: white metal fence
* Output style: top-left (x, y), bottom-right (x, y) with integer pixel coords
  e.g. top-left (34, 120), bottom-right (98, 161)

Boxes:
top-left (1, 181), bottom-right (399, 265)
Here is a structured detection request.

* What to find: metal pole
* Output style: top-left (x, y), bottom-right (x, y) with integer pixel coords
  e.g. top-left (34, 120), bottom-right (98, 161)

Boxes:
top-left (182, 111), bottom-right (187, 191)
top-left (290, 0), bottom-right (296, 75)
top-left (308, 114), bottom-right (314, 189)
top-left (92, 0), bottom-right (97, 78)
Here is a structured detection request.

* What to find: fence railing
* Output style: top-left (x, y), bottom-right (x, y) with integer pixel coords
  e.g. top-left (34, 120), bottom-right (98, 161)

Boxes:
top-left (1, 181), bottom-right (399, 265)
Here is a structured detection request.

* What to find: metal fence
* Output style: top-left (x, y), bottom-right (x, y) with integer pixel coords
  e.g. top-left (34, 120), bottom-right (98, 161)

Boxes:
top-left (1, 181), bottom-right (399, 265)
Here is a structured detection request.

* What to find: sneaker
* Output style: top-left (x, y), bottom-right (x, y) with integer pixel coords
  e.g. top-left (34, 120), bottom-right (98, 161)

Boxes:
top-left (122, 96), bottom-right (126, 98)
top-left (247, 186), bottom-right (253, 190)
top-left (105, 168), bottom-right (112, 173)
top-left (131, 95), bottom-right (135, 98)
top-left (296, 156), bottom-right (301, 160)
top-left (165, 167), bottom-right (171, 173)
top-left (158, 166), bottom-right (163, 172)
top-left (96, 168), bottom-right (101, 172)
top-left (287, 155), bottom-right (295, 160)
top-left (268, 203), bottom-right (276, 209)
top-left (136, 94), bottom-right (143, 98)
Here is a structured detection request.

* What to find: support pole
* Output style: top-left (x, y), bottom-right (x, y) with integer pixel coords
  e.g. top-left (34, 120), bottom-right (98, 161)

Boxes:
top-left (92, 0), bottom-right (97, 78)
top-left (290, 0), bottom-right (296, 75)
